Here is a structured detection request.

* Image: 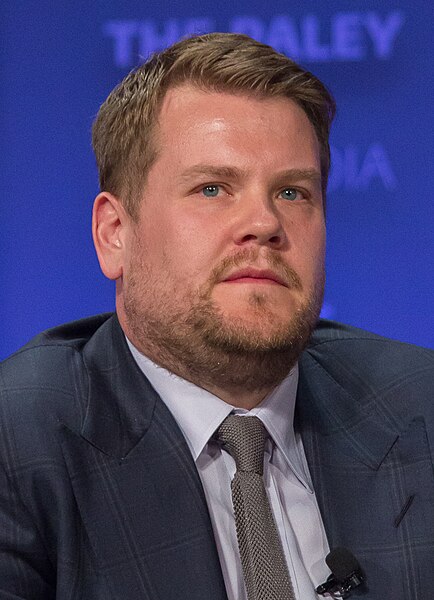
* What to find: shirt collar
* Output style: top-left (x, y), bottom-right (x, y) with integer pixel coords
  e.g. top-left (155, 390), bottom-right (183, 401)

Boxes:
top-left (126, 337), bottom-right (310, 488)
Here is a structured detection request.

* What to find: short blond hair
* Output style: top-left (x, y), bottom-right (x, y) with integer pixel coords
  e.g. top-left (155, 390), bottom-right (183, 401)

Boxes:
top-left (92, 33), bottom-right (335, 219)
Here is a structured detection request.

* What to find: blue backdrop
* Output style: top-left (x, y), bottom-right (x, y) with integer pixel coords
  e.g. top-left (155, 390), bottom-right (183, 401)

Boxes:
top-left (1, 0), bottom-right (433, 359)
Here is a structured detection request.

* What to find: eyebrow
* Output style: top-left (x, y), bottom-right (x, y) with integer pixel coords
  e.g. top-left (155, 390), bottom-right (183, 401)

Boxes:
top-left (179, 165), bottom-right (244, 181)
top-left (179, 164), bottom-right (322, 186)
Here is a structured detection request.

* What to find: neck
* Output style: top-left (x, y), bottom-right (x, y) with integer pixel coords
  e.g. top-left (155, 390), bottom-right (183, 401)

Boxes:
top-left (187, 380), bottom-right (274, 410)
top-left (118, 303), bottom-right (303, 411)
top-left (124, 327), bottom-right (291, 410)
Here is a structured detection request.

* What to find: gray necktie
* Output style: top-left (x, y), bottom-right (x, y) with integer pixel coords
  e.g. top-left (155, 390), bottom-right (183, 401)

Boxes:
top-left (217, 415), bottom-right (295, 600)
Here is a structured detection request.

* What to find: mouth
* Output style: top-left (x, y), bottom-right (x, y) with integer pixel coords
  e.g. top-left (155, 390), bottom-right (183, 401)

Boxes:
top-left (222, 268), bottom-right (288, 287)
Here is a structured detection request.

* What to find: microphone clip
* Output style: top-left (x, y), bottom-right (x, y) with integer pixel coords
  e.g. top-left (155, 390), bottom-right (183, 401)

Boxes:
top-left (316, 570), bottom-right (364, 598)
top-left (316, 547), bottom-right (364, 598)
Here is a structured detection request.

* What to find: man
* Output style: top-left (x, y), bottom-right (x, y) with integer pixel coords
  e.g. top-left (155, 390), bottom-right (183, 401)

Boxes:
top-left (0, 33), bottom-right (433, 600)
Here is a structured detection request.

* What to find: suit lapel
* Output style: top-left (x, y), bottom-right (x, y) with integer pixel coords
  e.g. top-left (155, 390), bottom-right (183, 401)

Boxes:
top-left (297, 349), bottom-right (432, 599)
top-left (60, 316), bottom-right (227, 600)
top-left (296, 349), bottom-right (399, 470)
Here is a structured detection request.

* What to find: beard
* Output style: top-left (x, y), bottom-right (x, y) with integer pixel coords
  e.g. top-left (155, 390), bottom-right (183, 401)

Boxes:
top-left (123, 244), bottom-right (324, 397)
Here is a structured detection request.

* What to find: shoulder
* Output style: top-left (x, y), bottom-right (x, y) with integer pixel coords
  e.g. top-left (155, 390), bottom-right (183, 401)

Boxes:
top-left (307, 319), bottom-right (434, 363)
top-left (0, 313), bottom-right (115, 432)
top-left (1, 313), bottom-right (114, 382)
top-left (302, 319), bottom-right (434, 404)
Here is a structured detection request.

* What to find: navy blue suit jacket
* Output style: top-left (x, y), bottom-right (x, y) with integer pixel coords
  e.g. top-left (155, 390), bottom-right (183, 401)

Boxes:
top-left (0, 313), bottom-right (433, 599)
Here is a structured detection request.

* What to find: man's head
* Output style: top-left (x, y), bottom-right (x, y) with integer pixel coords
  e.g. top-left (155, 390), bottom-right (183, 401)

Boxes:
top-left (92, 33), bottom-right (335, 220)
top-left (92, 34), bottom-right (335, 407)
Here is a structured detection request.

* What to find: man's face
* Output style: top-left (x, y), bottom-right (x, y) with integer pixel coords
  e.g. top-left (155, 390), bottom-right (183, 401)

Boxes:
top-left (118, 85), bottom-right (325, 390)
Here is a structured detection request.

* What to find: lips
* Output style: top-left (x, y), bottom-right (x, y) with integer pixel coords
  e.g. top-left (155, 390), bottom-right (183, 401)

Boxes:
top-left (222, 268), bottom-right (288, 287)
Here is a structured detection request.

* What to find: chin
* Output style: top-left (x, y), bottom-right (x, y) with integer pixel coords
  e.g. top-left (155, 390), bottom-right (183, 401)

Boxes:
top-left (205, 313), bottom-right (303, 351)
top-left (217, 299), bottom-right (300, 326)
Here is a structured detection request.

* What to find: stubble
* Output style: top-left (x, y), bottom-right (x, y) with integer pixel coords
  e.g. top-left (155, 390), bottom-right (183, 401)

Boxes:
top-left (123, 243), bottom-right (324, 397)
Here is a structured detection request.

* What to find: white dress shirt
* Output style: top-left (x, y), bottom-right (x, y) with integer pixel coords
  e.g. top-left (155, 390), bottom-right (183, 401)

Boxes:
top-left (127, 338), bottom-right (331, 599)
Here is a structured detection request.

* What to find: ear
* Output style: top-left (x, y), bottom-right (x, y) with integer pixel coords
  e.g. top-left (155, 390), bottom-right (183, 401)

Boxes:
top-left (92, 192), bottom-right (129, 280)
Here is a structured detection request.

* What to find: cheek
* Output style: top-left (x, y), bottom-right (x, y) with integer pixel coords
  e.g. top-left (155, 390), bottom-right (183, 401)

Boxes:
top-left (166, 214), bottom-right (222, 273)
top-left (291, 220), bottom-right (326, 277)
top-left (312, 225), bottom-right (326, 262)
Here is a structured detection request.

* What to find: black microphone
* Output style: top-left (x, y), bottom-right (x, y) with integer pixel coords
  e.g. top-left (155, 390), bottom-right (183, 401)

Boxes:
top-left (316, 547), bottom-right (364, 598)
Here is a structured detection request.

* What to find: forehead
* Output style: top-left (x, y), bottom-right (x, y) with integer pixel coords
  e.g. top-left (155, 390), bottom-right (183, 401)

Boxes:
top-left (154, 84), bottom-right (321, 170)
top-left (159, 84), bottom-right (311, 131)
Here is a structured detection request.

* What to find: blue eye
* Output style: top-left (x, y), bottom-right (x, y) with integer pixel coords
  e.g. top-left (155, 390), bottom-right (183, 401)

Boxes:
top-left (280, 188), bottom-right (300, 201)
top-left (202, 185), bottom-right (220, 197)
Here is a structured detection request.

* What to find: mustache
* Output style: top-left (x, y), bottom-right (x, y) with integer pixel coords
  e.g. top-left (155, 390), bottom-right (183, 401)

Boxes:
top-left (209, 249), bottom-right (302, 290)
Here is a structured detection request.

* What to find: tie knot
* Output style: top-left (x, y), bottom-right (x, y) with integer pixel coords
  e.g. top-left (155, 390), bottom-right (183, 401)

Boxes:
top-left (216, 415), bottom-right (266, 474)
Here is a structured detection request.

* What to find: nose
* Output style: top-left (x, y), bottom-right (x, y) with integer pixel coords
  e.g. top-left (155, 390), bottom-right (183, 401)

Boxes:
top-left (231, 193), bottom-right (286, 249)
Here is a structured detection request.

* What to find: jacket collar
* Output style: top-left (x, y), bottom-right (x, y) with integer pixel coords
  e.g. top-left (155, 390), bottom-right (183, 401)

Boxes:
top-left (79, 313), bottom-right (401, 469)
top-left (79, 314), bottom-right (160, 458)
top-left (297, 347), bottom-right (399, 470)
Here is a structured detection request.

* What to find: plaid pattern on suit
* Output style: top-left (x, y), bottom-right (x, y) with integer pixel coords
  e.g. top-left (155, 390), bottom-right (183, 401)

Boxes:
top-left (0, 314), bottom-right (433, 599)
